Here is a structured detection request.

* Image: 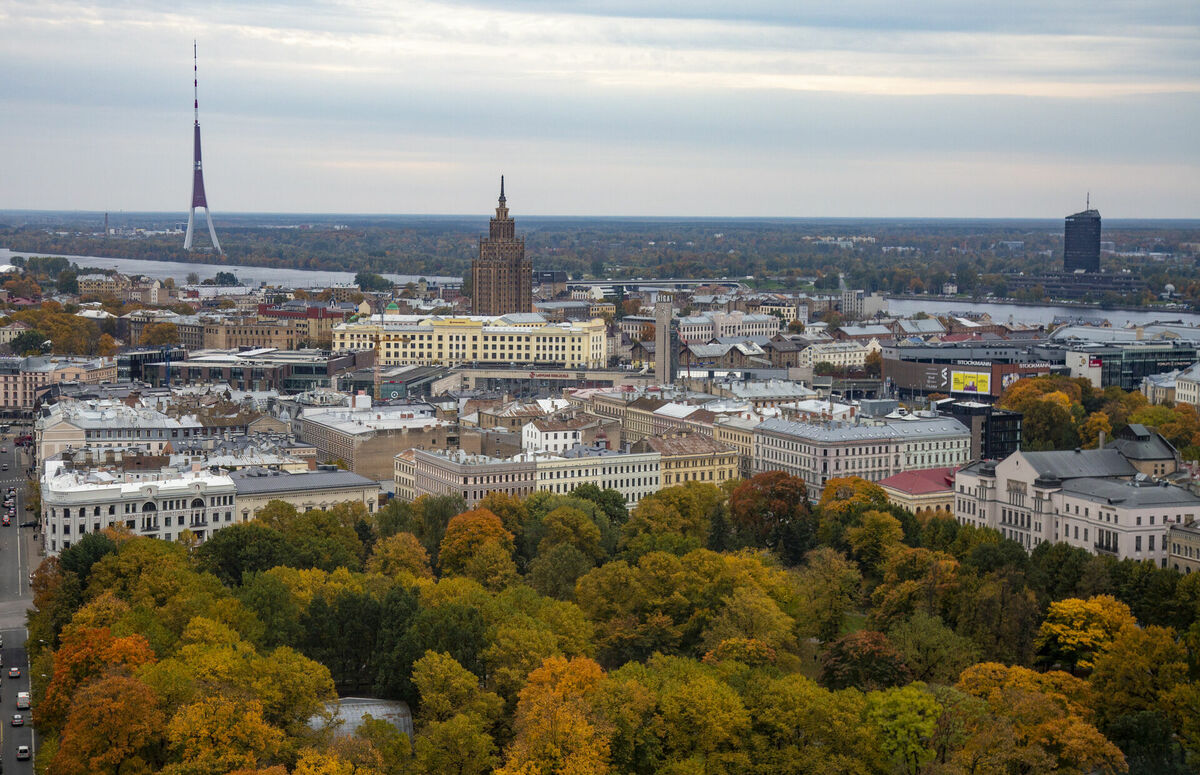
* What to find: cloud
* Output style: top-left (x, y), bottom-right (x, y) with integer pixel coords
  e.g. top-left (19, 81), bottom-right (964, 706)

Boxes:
top-left (0, 0), bottom-right (1196, 215)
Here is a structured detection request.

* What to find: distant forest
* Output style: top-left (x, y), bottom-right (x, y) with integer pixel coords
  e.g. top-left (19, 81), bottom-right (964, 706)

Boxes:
top-left (2, 213), bottom-right (1199, 305)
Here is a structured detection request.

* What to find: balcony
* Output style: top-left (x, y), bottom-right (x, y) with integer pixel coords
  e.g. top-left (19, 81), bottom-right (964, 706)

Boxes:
top-left (1094, 543), bottom-right (1118, 557)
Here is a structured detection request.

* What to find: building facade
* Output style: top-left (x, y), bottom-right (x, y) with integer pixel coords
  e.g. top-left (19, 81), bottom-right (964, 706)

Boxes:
top-left (333, 313), bottom-right (607, 370)
top-left (42, 466), bottom-right (237, 555)
top-left (231, 468), bottom-right (380, 519)
top-left (471, 178), bottom-right (532, 315)
top-left (753, 416), bottom-right (971, 500)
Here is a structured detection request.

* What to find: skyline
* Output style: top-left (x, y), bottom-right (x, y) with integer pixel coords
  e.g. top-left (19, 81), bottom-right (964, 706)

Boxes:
top-left (1, 0), bottom-right (1198, 218)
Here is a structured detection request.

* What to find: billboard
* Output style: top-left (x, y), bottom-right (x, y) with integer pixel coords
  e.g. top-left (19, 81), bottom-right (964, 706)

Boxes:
top-left (951, 371), bottom-right (990, 394)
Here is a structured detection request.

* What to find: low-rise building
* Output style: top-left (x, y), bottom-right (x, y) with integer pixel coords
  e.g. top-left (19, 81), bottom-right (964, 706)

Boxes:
top-left (1174, 362), bottom-right (1200, 407)
top-left (879, 467), bottom-right (957, 516)
top-left (412, 449), bottom-right (538, 506)
top-left (36, 400), bottom-right (204, 460)
top-left (797, 340), bottom-right (881, 370)
top-left (713, 415), bottom-right (760, 480)
top-left (1168, 521), bottom-right (1200, 574)
top-left (522, 418), bottom-right (586, 453)
top-left (534, 444), bottom-right (661, 505)
top-left (0, 356), bottom-right (116, 411)
top-left (231, 467), bottom-right (380, 519)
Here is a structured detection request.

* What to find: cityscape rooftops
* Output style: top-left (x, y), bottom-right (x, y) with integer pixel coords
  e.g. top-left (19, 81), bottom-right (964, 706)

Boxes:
top-left (756, 415), bottom-right (968, 442)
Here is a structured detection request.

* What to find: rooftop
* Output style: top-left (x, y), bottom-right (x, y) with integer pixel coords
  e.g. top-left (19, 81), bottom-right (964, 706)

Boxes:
top-left (230, 467), bottom-right (378, 495)
top-left (1019, 448), bottom-right (1137, 480)
top-left (757, 415), bottom-right (968, 442)
top-left (1060, 477), bottom-right (1200, 508)
top-left (879, 467), bottom-right (958, 495)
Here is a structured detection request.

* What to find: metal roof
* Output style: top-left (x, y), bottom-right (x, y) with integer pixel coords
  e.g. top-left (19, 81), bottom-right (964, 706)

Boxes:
top-left (230, 468), bottom-right (378, 495)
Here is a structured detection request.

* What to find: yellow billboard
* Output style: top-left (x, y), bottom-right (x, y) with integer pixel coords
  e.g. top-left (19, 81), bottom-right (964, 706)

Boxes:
top-left (951, 370), bottom-right (990, 395)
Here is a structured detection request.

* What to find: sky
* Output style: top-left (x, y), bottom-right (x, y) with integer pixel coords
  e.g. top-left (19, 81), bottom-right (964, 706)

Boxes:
top-left (1, 0), bottom-right (1198, 217)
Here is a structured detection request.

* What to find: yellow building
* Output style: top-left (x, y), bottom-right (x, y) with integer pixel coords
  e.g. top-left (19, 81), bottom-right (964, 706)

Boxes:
top-left (333, 312), bottom-right (607, 369)
top-left (632, 432), bottom-right (739, 487)
top-left (878, 467), bottom-right (956, 516)
top-left (713, 416), bottom-right (759, 480)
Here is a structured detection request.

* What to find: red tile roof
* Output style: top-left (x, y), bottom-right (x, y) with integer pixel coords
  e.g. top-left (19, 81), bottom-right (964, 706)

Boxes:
top-left (878, 466), bottom-right (958, 495)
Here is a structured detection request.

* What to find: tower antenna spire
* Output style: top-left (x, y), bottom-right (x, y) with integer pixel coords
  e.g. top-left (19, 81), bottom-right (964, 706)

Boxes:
top-left (184, 41), bottom-right (222, 254)
top-left (500, 174), bottom-right (505, 202)
top-left (1086, 191), bottom-right (1090, 210)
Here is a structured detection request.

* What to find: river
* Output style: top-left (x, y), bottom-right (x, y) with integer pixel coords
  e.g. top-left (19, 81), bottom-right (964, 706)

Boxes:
top-left (0, 248), bottom-right (460, 288)
top-left (885, 297), bottom-right (1200, 329)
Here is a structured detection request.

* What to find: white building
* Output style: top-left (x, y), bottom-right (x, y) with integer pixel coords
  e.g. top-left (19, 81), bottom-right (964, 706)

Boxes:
top-left (42, 464), bottom-right (237, 556)
top-left (796, 339), bottom-right (882, 369)
top-left (522, 419), bottom-right (584, 453)
top-left (36, 400), bottom-right (203, 461)
top-left (1174, 362), bottom-right (1200, 407)
top-left (753, 415), bottom-right (971, 500)
top-left (954, 449), bottom-right (1198, 564)
top-left (674, 311), bottom-right (780, 343)
top-left (534, 445), bottom-right (662, 506)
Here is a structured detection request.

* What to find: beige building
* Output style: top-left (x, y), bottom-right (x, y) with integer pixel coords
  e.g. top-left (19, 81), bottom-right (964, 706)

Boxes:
top-left (713, 416), bottom-right (760, 480)
top-left (333, 313), bottom-right (607, 369)
top-left (878, 467), bottom-right (957, 516)
top-left (632, 432), bottom-right (739, 488)
top-left (231, 468), bottom-right (380, 519)
top-left (796, 339), bottom-right (882, 369)
top-left (534, 445), bottom-right (661, 505)
top-left (411, 449), bottom-right (538, 507)
top-left (394, 450), bottom-right (417, 502)
top-left (0, 356), bottom-right (116, 410)
top-left (0, 320), bottom-right (33, 346)
top-left (1169, 521), bottom-right (1200, 574)
top-left (77, 273), bottom-right (131, 298)
top-left (301, 404), bottom-right (456, 481)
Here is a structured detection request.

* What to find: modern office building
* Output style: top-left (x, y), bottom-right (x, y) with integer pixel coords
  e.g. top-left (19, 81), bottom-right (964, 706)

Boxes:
top-left (1064, 207), bottom-right (1102, 273)
top-left (471, 177), bottom-right (532, 315)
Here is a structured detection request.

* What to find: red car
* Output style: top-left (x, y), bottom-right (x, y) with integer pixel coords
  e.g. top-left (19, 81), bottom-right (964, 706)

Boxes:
top-left (3, 516), bottom-right (10, 527)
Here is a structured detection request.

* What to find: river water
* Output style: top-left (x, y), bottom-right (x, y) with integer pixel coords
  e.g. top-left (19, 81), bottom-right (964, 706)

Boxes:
top-left (0, 248), bottom-right (460, 288)
top-left (886, 297), bottom-right (1200, 329)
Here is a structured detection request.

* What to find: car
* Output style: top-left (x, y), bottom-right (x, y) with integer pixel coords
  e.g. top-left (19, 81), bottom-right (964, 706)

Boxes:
top-left (11, 713), bottom-right (22, 726)
top-left (16, 744), bottom-right (30, 760)
top-left (19, 521), bottom-right (36, 529)
top-left (7, 667), bottom-right (19, 678)
top-left (3, 517), bottom-right (10, 527)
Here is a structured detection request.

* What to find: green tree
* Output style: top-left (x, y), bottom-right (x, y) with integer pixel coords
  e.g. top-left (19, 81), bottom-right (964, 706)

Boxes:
top-left (819, 631), bottom-right (912, 691)
top-left (795, 547), bottom-right (862, 642)
top-left (888, 612), bottom-right (979, 684)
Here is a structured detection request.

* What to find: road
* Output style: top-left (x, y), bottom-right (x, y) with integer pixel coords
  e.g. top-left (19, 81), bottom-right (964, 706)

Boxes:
top-left (0, 437), bottom-right (39, 771)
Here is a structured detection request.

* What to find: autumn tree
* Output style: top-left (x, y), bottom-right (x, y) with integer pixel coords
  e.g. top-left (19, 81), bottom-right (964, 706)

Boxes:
top-left (51, 675), bottom-right (166, 775)
top-left (728, 471), bottom-right (817, 562)
top-left (367, 532), bottom-right (433, 579)
top-left (819, 630), bottom-right (912, 691)
top-left (794, 547), bottom-right (862, 642)
top-left (1036, 595), bottom-right (1137, 672)
top-left (140, 321), bottom-right (180, 346)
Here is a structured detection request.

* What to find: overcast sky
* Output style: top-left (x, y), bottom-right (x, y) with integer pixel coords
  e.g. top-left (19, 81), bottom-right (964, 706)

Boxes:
top-left (2, 0), bottom-right (1198, 217)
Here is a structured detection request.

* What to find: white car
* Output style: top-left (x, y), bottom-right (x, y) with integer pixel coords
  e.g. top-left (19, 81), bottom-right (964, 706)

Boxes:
top-left (16, 744), bottom-right (30, 759)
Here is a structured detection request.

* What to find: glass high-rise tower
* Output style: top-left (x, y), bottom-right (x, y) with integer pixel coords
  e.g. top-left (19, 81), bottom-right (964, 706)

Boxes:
top-left (1064, 207), bottom-right (1101, 273)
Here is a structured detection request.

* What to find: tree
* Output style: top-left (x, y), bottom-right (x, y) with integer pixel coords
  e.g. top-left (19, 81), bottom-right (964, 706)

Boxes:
top-left (439, 507), bottom-right (515, 577)
top-left (888, 612), bottom-right (979, 684)
top-left (186, 271), bottom-right (200, 284)
top-left (1080, 411), bottom-right (1114, 449)
top-left (10, 328), bottom-right (47, 354)
top-left (194, 522), bottom-right (296, 586)
top-left (412, 651), bottom-right (502, 724)
top-left (355, 271), bottom-right (393, 292)
top-left (728, 471), bottom-right (817, 562)
top-left (497, 656), bottom-right (611, 775)
top-left (866, 683), bottom-right (943, 775)
top-left (817, 476), bottom-right (892, 548)
top-left (1089, 625), bottom-right (1187, 730)
top-left (97, 333), bottom-right (118, 356)
top-left (846, 509), bottom-right (905, 578)
top-left (415, 712), bottom-right (497, 775)
top-left (51, 675), bottom-right (165, 775)
top-left (795, 547), bottom-right (862, 642)
top-left (162, 697), bottom-right (284, 775)
top-left (1036, 595), bottom-right (1137, 672)
top-left (366, 532), bottom-right (432, 579)
top-left (819, 631), bottom-right (912, 691)
top-left (140, 321), bottom-right (180, 346)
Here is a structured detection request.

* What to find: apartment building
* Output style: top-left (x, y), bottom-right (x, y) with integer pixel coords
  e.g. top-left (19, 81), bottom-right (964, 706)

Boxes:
top-left (713, 415), bottom-right (760, 480)
top-left (753, 415), bottom-right (971, 500)
top-left (632, 432), bottom-right (738, 487)
top-left (36, 400), bottom-right (204, 459)
top-left (534, 445), bottom-right (662, 505)
top-left (333, 313), bottom-right (607, 369)
top-left (674, 311), bottom-right (780, 343)
top-left (0, 356), bottom-right (116, 410)
top-left (411, 449), bottom-right (539, 506)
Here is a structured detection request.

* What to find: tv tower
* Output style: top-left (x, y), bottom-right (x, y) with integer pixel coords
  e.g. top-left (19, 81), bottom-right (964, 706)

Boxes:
top-left (184, 41), bottom-right (222, 253)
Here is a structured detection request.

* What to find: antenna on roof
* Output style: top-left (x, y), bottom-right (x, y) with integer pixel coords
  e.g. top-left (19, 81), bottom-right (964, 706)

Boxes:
top-left (1086, 191), bottom-right (1090, 210)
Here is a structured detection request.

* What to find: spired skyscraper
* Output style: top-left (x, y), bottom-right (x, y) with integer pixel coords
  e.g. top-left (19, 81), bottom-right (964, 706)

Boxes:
top-left (1064, 201), bottom-right (1101, 273)
top-left (471, 177), bottom-right (532, 315)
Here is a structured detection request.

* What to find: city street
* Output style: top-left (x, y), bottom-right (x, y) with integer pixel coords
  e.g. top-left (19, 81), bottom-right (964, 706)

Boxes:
top-left (0, 438), bottom-right (39, 770)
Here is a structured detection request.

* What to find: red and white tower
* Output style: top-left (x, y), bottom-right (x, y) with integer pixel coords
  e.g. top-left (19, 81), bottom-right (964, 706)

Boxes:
top-left (184, 41), bottom-right (222, 253)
